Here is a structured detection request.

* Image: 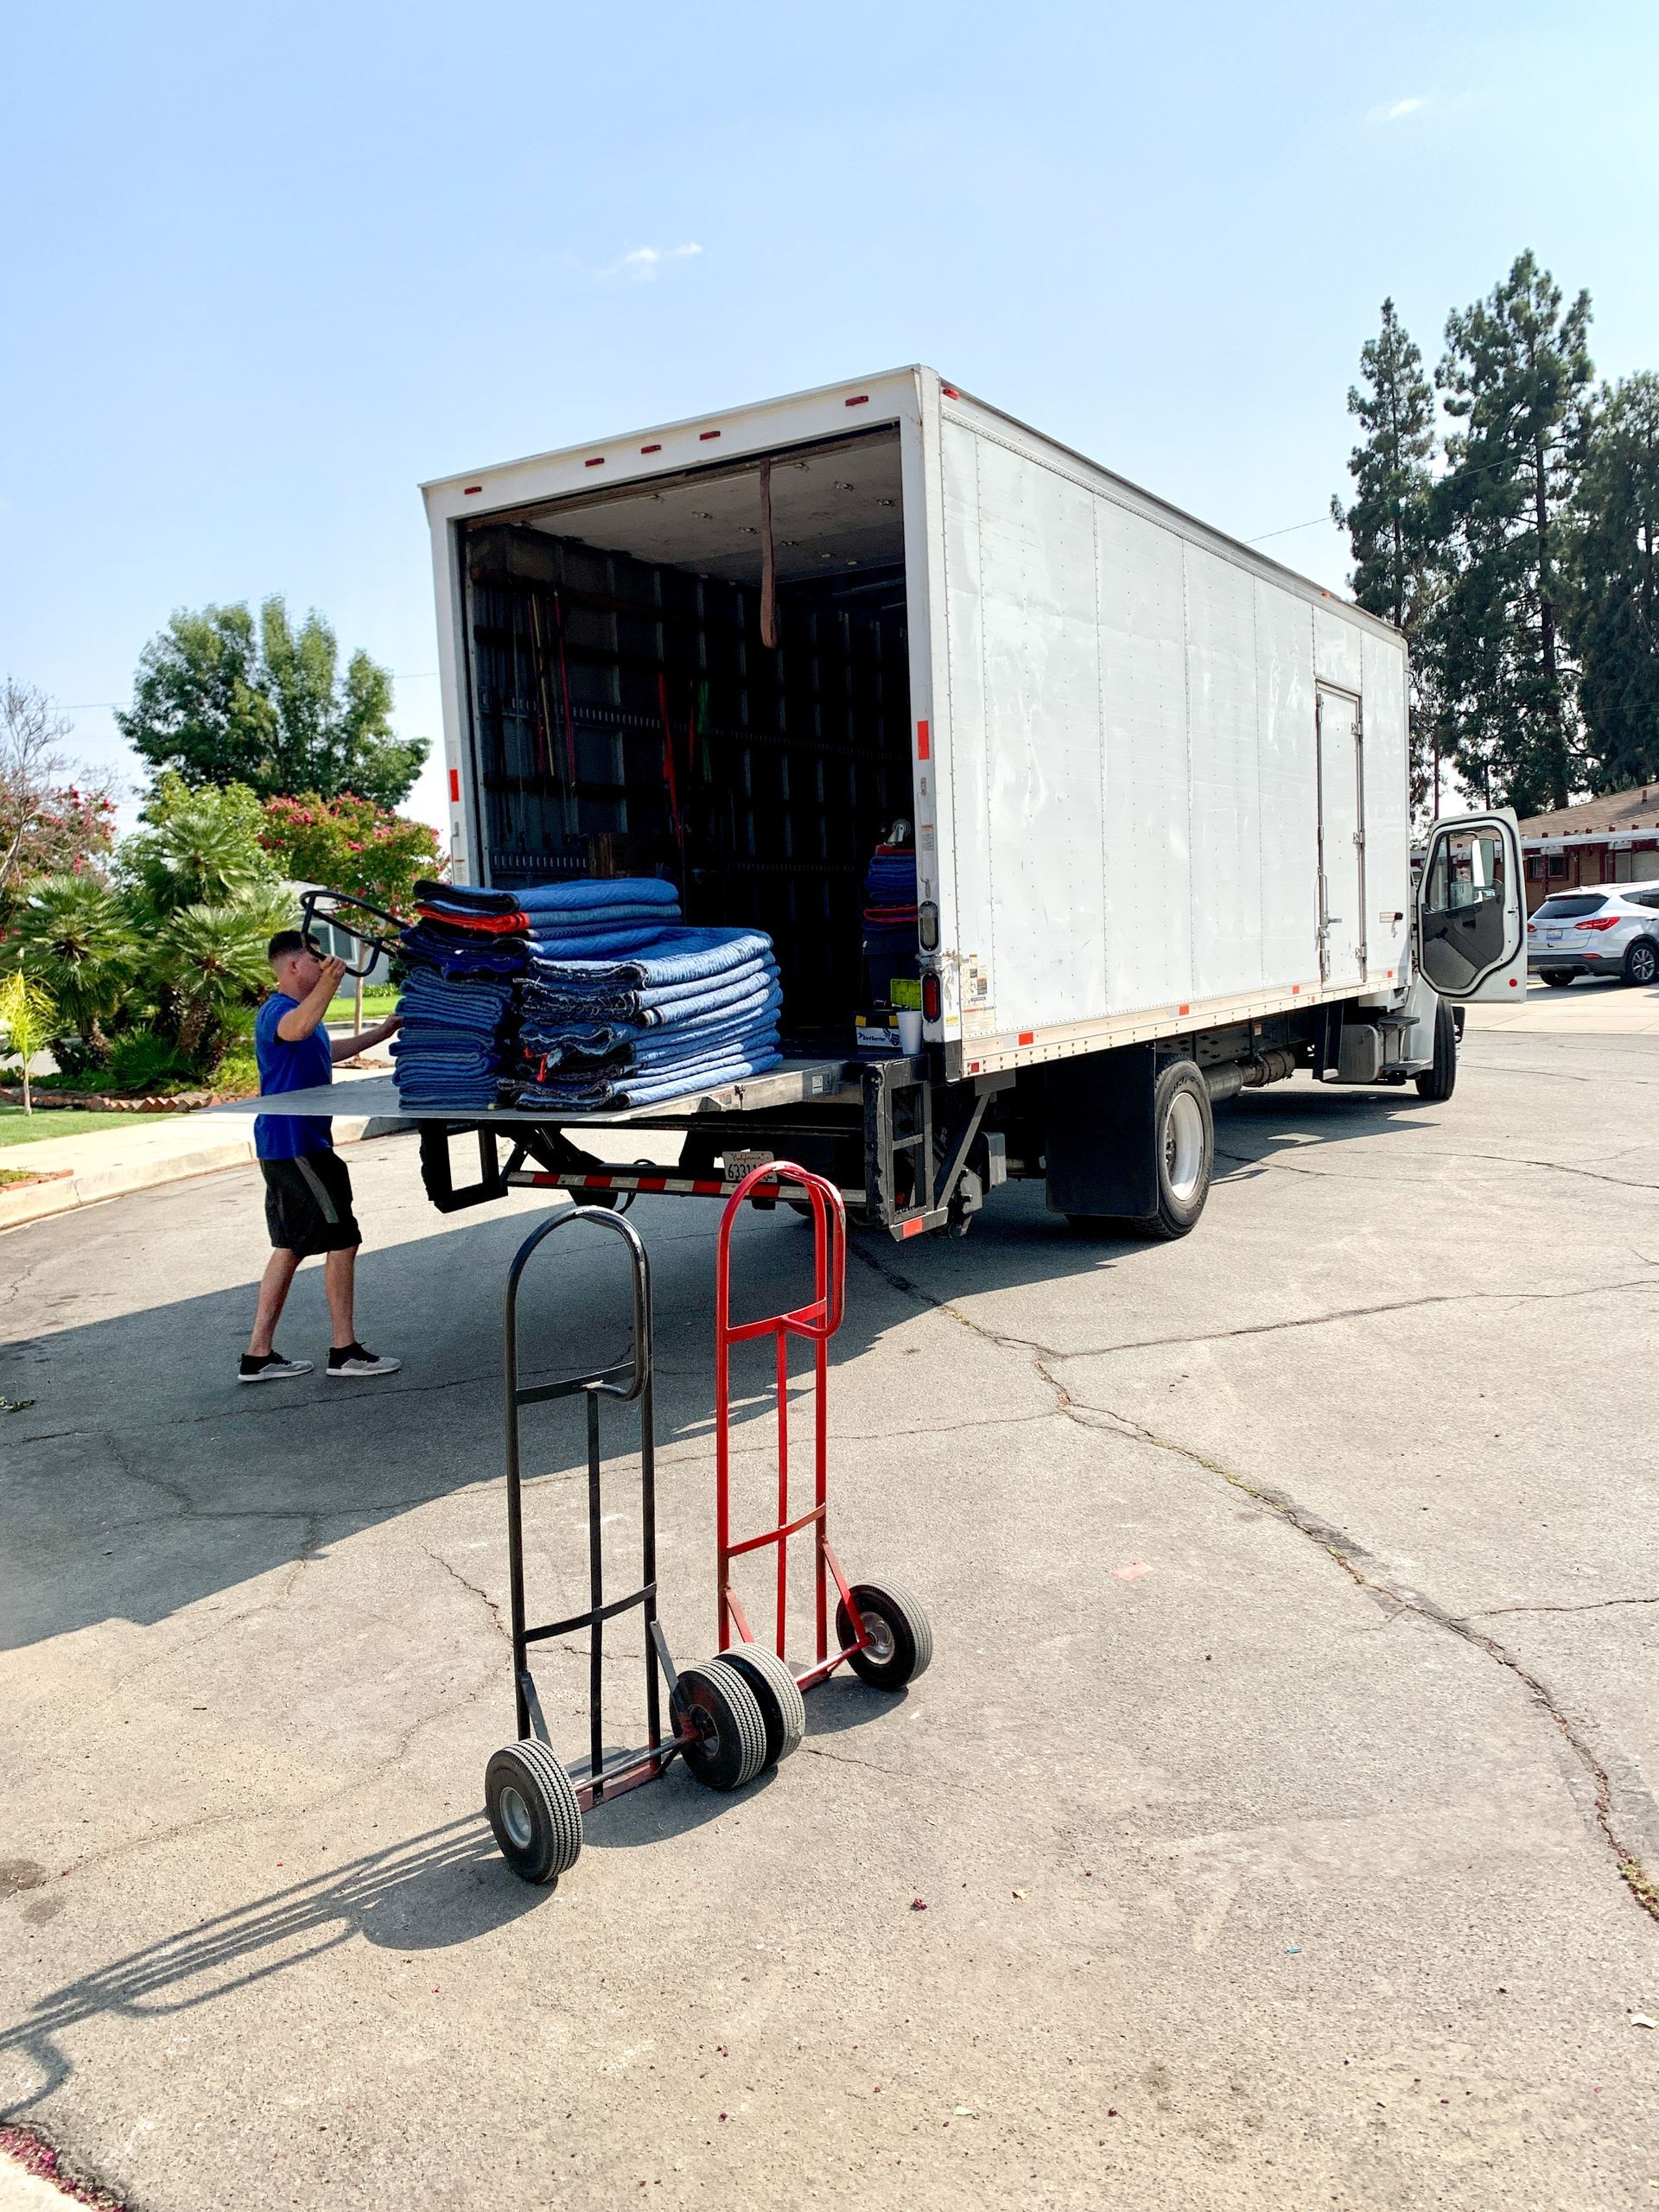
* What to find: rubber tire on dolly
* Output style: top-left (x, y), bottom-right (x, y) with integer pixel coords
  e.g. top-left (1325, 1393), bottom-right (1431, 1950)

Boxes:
top-left (835, 1580), bottom-right (934, 1692)
top-left (718, 1643), bottom-right (806, 1768)
top-left (675, 1660), bottom-right (769, 1792)
top-left (1543, 971), bottom-right (1573, 988)
top-left (1623, 939), bottom-right (1659, 987)
top-left (1414, 997), bottom-right (1459, 1102)
top-left (485, 1739), bottom-right (584, 1885)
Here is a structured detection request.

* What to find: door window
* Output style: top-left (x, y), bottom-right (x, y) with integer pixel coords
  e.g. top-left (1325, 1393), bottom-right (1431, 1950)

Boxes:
top-left (1421, 826), bottom-right (1510, 994)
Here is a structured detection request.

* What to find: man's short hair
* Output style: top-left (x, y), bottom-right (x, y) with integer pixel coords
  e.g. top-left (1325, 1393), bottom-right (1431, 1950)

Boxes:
top-left (268, 930), bottom-right (312, 965)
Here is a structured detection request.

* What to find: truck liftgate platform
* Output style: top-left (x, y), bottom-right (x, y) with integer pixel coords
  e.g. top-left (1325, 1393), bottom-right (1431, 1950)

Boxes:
top-left (248, 1053), bottom-right (1017, 1241)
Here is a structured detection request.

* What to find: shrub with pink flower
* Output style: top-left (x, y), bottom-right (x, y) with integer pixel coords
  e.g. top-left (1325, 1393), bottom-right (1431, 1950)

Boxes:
top-left (257, 790), bottom-right (442, 918)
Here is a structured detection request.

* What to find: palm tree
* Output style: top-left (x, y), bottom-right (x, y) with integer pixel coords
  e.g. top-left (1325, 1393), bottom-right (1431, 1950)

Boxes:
top-left (9, 874), bottom-right (137, 1071)
top-left (159, 899), bottom-right (277, 1072)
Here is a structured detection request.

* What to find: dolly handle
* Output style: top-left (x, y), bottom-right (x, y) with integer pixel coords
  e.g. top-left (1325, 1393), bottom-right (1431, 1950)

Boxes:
top-left (715, 1161), bottom-right (846, 1343)
top-left (503, 1204), bottom-right (653, 1405)
top-left (298, 887), bottom-right (408, 979)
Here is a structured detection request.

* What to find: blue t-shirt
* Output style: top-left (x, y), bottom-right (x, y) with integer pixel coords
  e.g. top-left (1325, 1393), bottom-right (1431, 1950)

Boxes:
top-left (254, 993), bottom-right (334, 1160)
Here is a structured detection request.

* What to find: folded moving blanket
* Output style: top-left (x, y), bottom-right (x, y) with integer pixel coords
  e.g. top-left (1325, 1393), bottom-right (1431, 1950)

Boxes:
top-left (514, 1029), bottom-right (784, 1111)
top-left (521, 956), bottom-right (778, 1033)
top-left (522, 988), bottom-right (785, 1073)
top-left (400, 926), bottom-right (529, 977)
top-left (526, 925), bottom-right (770, 990)
top-left (417, 877), bottom-right (680, 920)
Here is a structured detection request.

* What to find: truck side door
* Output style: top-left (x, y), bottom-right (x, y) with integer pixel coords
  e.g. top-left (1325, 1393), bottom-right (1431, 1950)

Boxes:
top-left (1415, 810), bottom-right (1527, 1001)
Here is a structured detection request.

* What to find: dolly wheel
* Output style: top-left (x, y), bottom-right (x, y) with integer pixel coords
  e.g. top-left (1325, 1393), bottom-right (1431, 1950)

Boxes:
top-left (675, 1660), bottom-right (769, 1792)
top-left (719, 1643), bottom-right (806, 1768)
top-left (485, 1741), bottom-right (583, 1885)
top-left (836, 1580), bottom-right (934, 1691)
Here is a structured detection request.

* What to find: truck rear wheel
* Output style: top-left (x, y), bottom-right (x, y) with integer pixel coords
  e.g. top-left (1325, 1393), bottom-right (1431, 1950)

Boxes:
top-left (1414, 999), bottom-right (1459, 1102)
top-left (1065, 1058), bottom-right (1214, 1241)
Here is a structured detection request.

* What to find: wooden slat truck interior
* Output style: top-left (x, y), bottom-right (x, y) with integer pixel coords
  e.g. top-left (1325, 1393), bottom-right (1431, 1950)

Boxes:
top-left (400, 367), bottom-right (1526, 1243)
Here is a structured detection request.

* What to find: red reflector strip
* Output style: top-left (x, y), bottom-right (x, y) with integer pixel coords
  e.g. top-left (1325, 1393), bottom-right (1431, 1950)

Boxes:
top-left (845, 395), bottom-right (869, 407)
top-left (916, 719), bottom-right (931, 760)
top-left (640, 443), bottom-right (661, 454)
top-left (462, 485), bottom-right (482, 496)
top-left (699, 429), bottom-right (721, 441)
top-left (584, 457), bottom-right (605, 467)
top-left (1291, 984), bottom-right (1300, 995)
top-left (1017, 1031), bottom-right (1034, 1046)
top-left (448, 768), bottom-right (460, 803)
top-left (506, 1171), bottom-right (781, 1199)
top-left (899, 1217), bottom-right (927, 1237)
top-left (1177, 1002), bottom-right (1190, 1015)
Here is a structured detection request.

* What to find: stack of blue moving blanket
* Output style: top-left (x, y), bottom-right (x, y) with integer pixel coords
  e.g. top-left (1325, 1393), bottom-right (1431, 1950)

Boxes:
top-left (392, 878), bottom-right (784, 1113)
top-left (518, 927), bottom-right (783, 1109)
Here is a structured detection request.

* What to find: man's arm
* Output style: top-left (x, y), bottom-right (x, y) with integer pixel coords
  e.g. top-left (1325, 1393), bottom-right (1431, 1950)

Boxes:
top-left (276, 957), bottom-right (349, 1041)
top-left (329, 1013), bottom-right (403, 1064)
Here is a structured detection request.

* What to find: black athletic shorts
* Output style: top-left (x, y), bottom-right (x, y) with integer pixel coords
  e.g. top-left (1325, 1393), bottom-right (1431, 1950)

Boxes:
top-left (260, 1150), bottom-right (362, 1258)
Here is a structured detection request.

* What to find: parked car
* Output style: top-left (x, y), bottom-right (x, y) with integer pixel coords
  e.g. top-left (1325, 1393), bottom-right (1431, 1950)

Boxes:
top-left (1527, 884), bottom-right (1659, 985)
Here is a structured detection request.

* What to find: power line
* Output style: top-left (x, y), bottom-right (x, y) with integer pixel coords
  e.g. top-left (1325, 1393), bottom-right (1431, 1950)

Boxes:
top-left (1247, 515), bottom-right (1340, 544)
top-left (60, 671), bottom-right (441, 710)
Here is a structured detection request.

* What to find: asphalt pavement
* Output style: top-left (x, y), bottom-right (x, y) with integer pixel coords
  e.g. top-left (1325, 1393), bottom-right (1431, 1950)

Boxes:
top-left (2, 993), bottom-right (1656, 2209)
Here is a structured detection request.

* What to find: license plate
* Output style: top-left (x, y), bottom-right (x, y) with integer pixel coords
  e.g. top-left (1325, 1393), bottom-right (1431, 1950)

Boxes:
top-left (723, 1149), bottom-right (775, 1181)
top-left (1546, 931), bottom-right (1562, 943)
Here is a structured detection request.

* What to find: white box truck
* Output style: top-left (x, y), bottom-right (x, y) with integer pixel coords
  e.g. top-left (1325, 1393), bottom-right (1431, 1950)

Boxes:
top-left (405, 366), bottom-right (1525, 1239)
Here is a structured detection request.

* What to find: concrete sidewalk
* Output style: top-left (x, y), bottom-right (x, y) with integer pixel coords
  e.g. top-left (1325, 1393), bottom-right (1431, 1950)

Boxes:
top-left (0, 1059), bottom-right (409, 1234)
top-left (1468, 972), bottom-right (1659, 1034)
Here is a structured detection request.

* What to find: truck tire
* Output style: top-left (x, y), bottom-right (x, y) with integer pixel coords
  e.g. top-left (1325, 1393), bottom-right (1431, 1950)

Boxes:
top-left (1414, 999), bottom-right (1458, 1102)
top-left (1068, 1058), bottom-right (1213, 1240)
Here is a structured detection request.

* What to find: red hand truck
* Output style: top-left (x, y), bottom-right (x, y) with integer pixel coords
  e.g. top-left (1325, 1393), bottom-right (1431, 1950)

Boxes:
top-left (715, 1162), bottom-right (933, 1710)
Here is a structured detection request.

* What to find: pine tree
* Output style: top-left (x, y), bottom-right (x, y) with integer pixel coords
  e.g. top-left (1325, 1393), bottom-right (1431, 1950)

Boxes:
top-left (1567, 372), bottom-right (1659, 792)
top-left (1331, 300), bottom-right (1440, 810)
top-left (1428, 251), bottom-right (1594, 816)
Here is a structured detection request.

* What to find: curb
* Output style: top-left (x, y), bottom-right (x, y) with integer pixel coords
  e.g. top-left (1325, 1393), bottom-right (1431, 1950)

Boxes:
top-left (0, 1115), bottom-right (415, 1234)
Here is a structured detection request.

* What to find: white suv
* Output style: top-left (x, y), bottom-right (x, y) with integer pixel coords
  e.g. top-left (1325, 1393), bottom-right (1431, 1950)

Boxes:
top-left (1527, 883), bottom-right (1659, 986)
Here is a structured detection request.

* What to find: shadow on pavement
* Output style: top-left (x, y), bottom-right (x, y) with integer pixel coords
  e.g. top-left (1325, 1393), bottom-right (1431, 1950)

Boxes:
top-left (1, 1083), bottom-right (1435, 1656)
top-left (0, 1820), bottom-right (537, 2115)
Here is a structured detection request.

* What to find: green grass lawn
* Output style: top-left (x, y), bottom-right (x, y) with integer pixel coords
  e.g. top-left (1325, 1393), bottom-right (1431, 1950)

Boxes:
top-left (0, 1103), bottom-right (181, 1147)
top-left (329, 984), bottom-right (399, 1018)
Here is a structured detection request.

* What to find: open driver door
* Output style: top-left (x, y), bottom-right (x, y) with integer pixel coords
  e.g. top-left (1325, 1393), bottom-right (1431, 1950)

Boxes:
top-left (1414, 810), bottom-right (1528, 1001)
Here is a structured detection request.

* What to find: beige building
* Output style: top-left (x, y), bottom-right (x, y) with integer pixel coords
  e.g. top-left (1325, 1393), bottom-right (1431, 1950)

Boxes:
top-left (1516, 787), bottom-right (1659, 912)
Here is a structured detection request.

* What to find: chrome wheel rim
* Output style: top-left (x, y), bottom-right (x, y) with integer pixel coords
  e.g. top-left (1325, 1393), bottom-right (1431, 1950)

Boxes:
top-left (498, 1783), bottom-right (534, 1852)
top-left (861, 1611), bottom-right (895, 1664)
top-left (1163, 1089), bottom-right (1205, 1203)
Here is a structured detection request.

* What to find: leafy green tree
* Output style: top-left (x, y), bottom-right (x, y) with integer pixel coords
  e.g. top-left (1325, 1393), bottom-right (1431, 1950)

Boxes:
top-left (1567, 372), bottom-right (1659, 792)
top-left (257, 791), bottom-right (441, 918)
top-left (7, 874), bottom-right (137, 1074)
top-left (117, 597), bottom-right (427, 806)
top-left (1331, 299), bottom-right (1440, 810)
top-left (1428, 251), bottom-right (1595, 815)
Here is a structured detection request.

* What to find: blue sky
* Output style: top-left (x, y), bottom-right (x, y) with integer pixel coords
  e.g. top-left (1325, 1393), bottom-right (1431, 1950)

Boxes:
top-left (4, 0), bottom-right (1655, 833)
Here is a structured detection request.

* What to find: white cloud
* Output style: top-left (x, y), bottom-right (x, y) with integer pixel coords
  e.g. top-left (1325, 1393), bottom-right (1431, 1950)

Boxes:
top-left (1371, 95), bottom-right (1427, 123)
top-left (603, 242), bottom-right (703, 283)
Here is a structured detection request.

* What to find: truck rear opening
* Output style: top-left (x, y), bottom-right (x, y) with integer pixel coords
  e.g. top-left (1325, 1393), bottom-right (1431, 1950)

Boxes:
top-left (456, 423), bottom-right (912, 1053)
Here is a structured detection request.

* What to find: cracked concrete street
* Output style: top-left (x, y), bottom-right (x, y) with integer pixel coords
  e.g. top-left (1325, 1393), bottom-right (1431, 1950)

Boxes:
top-left (3, 1007), bottom-right (1657, 2209)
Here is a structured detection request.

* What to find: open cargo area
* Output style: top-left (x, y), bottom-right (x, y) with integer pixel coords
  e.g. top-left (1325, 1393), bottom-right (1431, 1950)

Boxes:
top-left (456, 423), bottom-right (913, 1056)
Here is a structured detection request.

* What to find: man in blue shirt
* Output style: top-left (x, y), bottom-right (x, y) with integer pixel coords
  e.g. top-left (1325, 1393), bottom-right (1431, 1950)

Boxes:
top-left (242, 930), bottom-right (404, 1383)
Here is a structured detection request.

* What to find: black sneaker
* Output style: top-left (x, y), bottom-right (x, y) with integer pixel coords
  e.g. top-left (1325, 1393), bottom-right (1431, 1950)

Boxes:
top-left (239, 1351), bottom-right (314, 1384)
top-left (327, 1343), bottom-right (402, 1378)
